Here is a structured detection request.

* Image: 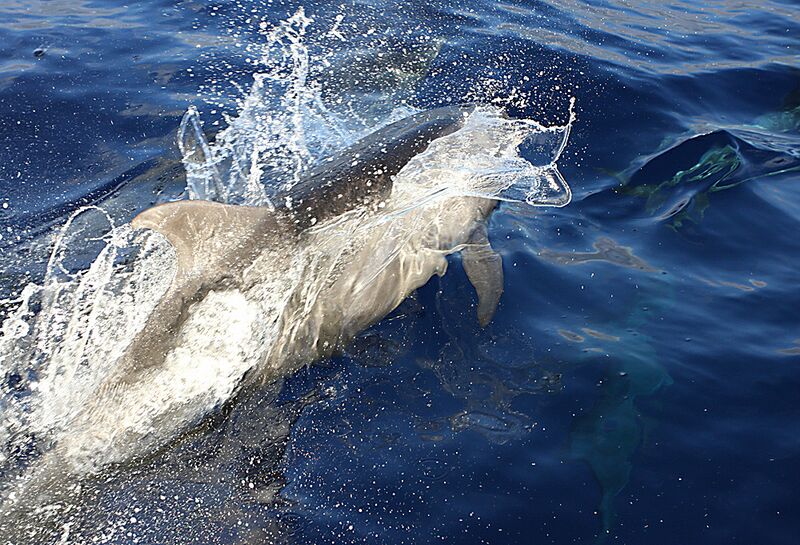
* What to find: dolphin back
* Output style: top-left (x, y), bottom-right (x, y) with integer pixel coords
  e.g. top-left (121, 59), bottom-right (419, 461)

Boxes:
top-left (279, 105), bottom-right (474, 229)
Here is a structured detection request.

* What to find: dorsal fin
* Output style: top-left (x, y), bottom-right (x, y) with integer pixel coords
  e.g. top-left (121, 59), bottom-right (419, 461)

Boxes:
top-left (131, 200), bottom-right (281, 280)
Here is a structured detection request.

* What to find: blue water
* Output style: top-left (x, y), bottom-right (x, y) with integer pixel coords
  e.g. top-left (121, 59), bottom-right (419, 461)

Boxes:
top-left (1, 1), bottom-right (799, 544)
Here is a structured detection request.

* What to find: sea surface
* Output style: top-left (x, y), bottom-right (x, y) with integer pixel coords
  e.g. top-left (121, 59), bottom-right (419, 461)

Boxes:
top-left (1, 1), bottom-right (799, 544)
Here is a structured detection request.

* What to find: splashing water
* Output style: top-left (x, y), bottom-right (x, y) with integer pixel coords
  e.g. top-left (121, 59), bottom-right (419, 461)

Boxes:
top-left (181, 8), bottom-right (354, 205)
top-left (182, 8), bottom-right (573, 208)
top-left (0, 209), bottom-right (175, 471)
top-left (0, 7), bottom-right (575, 504)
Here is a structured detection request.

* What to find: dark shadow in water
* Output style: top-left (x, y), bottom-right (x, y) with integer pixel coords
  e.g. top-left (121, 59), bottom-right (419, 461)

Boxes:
top-left (540, 233), bottom-right (672, 539)
top-left (568, 325), bottom-right (673, 540)
top-left (582, 126), bottom-right (800, 232)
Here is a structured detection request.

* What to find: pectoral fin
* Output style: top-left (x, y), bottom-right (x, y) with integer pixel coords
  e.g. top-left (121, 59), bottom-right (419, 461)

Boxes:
top-left (462, 224), bottom-right (503, 327)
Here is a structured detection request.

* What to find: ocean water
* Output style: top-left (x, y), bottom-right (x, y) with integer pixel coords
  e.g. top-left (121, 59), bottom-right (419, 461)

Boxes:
top-left (0, 1), bottom-right (799, 544)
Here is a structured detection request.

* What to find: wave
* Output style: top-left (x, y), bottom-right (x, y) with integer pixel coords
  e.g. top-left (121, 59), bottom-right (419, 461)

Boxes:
top-left (582, 126), bottom-right (800, 228)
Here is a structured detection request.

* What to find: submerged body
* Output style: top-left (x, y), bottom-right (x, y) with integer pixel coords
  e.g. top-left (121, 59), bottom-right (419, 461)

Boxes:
top-left (0, 107), bottom-right (504, 528)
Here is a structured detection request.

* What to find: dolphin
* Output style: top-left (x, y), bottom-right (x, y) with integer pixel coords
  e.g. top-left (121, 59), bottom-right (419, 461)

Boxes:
top-left (102, 106), bottom-right (503, 401)
top-left (0, 105), bottom-right (506, 538)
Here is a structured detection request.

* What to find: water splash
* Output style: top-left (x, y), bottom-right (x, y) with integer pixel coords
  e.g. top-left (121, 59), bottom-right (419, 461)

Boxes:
top-left (183, 9), bottom-right (574, 210)
top-left (0, 207), bottom-right (175, 475)
top-left (183, 8), bottom-right (350, 205)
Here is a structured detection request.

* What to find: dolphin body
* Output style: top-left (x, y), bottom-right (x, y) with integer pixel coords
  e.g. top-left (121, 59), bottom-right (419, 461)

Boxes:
top-left (121, 105), bottom-right (500, 386)
top-left (0, 106), bottom-right (504, 537)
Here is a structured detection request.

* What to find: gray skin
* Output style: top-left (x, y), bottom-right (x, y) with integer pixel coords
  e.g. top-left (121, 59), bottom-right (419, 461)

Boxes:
top-left (0, 106), bottom-right (504, 537)
top-left (119, 106), bottom-right (483, 381)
